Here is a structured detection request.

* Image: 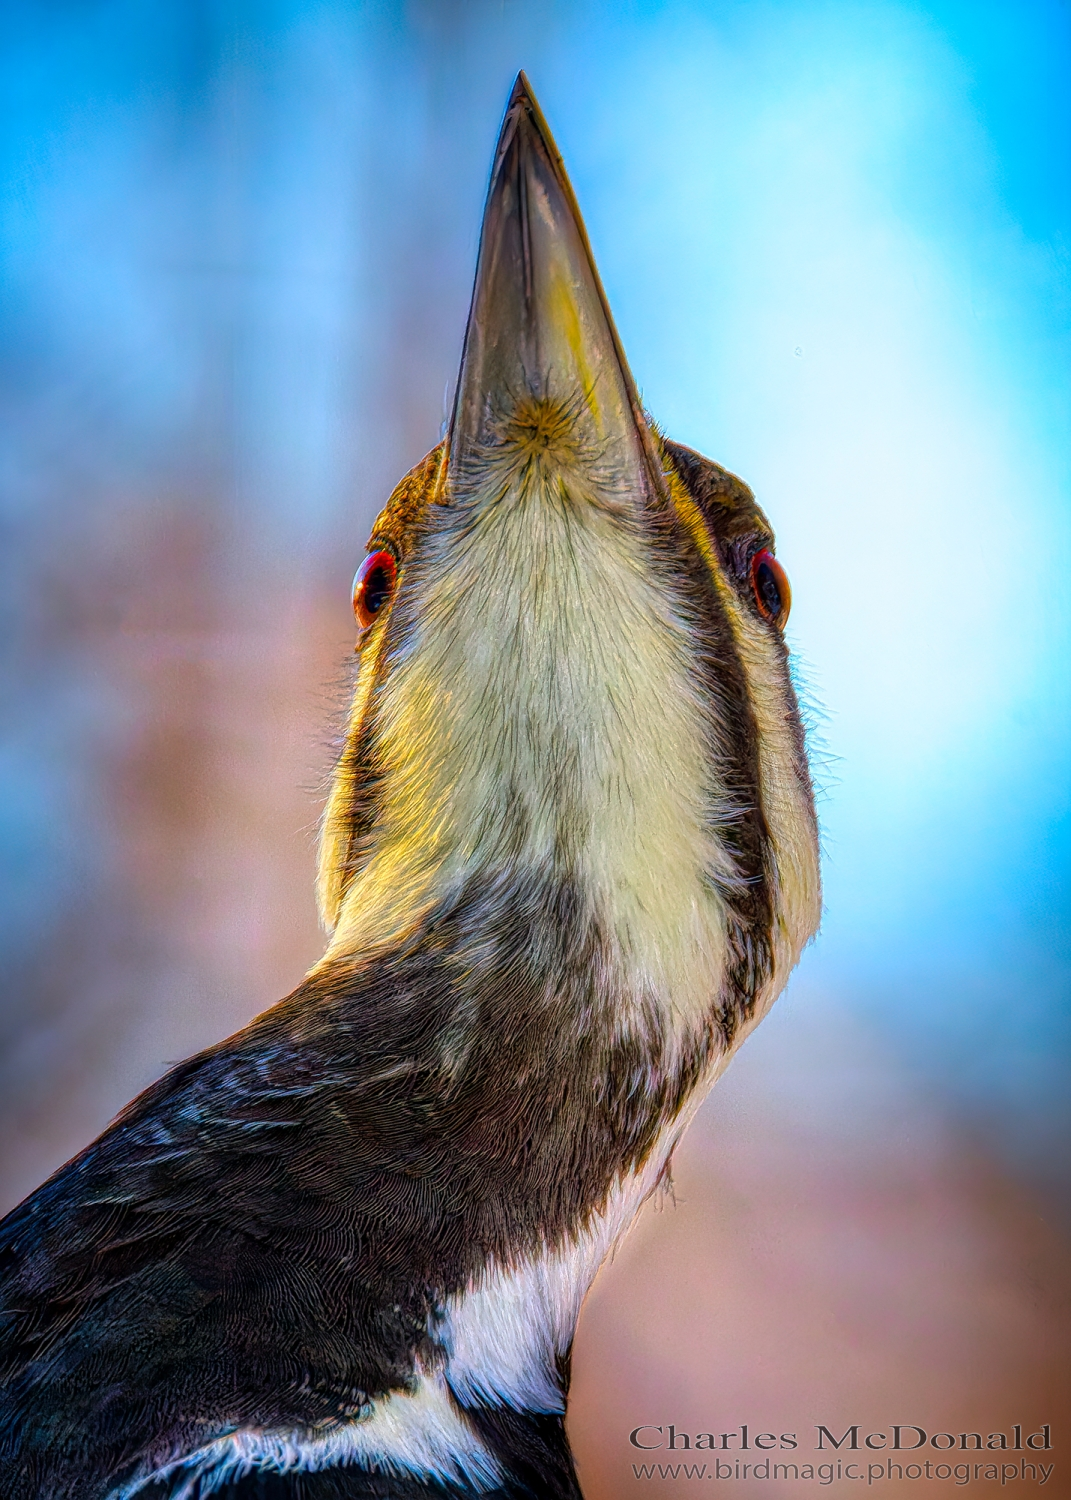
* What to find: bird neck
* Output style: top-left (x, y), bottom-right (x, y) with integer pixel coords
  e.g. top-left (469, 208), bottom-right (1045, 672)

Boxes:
top-left (324, 453), bottom-right (739, 1056)
top-left (437, 1136), bottom-right (678, 1419)
top-left (307, 871), bottom-right (724, 1429)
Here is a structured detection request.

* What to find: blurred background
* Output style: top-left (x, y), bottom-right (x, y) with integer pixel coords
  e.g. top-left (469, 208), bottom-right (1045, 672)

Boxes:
top-left (1, 1), bottom-right (1068, 1494)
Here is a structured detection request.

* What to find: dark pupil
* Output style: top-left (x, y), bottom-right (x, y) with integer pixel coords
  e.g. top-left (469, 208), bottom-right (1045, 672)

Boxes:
top-left (364, 566), bottom-right (391, 615)
top-left (755, 560), bottom-right (782, 620)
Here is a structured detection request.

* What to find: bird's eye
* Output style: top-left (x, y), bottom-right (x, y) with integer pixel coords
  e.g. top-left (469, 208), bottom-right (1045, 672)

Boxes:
top-left (749, 549), bottom-right (791, 630)
top-left (352, 549), bottom-right (398, 631)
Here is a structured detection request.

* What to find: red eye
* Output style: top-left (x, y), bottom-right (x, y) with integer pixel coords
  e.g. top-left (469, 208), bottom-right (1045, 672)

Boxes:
top-left (750, 549), bottom-right (791, 629)
top-left (352, 549), bottom-right (398, 631)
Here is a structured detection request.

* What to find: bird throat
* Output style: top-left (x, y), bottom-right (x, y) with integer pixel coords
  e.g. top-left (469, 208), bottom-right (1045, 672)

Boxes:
top-left (325, 412), bottom-right (742, 1054)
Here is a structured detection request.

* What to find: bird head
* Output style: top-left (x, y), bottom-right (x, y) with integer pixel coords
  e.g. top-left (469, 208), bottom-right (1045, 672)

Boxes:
top-left (317, 74), bottom-right (820, 1062)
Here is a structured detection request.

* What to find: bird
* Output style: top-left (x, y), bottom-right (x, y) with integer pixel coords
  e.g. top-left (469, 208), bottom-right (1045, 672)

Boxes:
top-left (0, 73), bottom-right (820, 1500)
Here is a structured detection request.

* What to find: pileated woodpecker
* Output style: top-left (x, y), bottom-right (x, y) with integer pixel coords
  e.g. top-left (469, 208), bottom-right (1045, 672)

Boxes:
top-left (0, 73), bottom-right (819, 1500)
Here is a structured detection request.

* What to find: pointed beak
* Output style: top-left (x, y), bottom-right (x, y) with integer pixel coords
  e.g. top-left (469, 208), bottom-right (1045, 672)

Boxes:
top-left (448, 73), bottom-right (665, 502)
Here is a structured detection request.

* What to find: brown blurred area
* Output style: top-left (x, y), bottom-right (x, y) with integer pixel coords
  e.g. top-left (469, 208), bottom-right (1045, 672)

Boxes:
top-left (0, 515), bottom-right (345, 1205)
top-left (569, 990), bottom-right (1071, 1496)
top-left (1, 4), bottom-right (1068, 1497)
